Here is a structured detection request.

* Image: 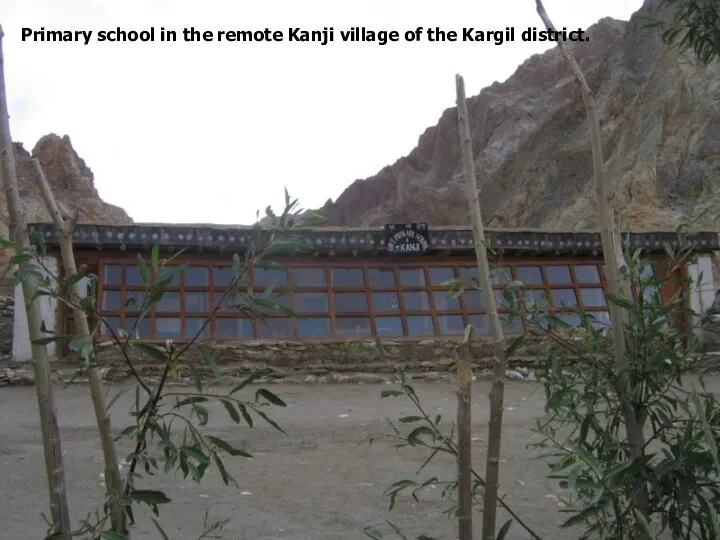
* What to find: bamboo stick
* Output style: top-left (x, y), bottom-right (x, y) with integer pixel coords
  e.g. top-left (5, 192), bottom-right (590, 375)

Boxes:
top-left (455, 73), bottom-right (508, 540)
top-left (0, 24), bottom-right (72, 538)
top-left (32, 158), bottom-right (127, 535)
top-left (535, 0), bottom-right (649, 526)
top-left (456, 324), bottom-right (473, 540)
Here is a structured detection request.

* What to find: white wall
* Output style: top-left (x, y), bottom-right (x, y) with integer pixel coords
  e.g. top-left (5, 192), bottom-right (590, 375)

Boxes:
top-left (12, 255), bottom-right (59, 362)
top-left (688, 254), bottom-right (717, 340)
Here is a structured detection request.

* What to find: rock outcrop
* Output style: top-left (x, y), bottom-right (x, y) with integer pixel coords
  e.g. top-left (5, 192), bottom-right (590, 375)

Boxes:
top-left (0, 134), bottom-right (133, 364)
top-left (322, 1), bottom-right (720, 230)
top-left (0, 134), bottom-right (132, 238)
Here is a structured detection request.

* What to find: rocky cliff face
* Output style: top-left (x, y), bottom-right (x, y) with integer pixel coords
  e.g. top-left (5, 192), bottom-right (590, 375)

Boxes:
top-left (324, 1), bottom-right (720, 230)
top-left (0, 134), bottom-right (132, 238)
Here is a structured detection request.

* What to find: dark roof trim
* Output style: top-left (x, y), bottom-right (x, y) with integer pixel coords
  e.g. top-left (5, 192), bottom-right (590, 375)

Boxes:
top-left (27, 223), bottom-right (720, 255)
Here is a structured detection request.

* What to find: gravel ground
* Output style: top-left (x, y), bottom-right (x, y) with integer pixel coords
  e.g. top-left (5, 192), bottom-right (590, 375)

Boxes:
top-left (1, 376), bottom-right (717, 539)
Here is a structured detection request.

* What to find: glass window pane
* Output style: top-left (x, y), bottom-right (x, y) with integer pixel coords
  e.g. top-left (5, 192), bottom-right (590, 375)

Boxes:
top-left (403, 291), bottom-right (431, 311)
top-left (158, 266), bottom-right (181, 286)
top-left (375, 316), bottom-right (403, 337)
top-left (580, 288), bottom-right (606, 307)
top-left (557, 313), bottom-right (582, 328)
top-left (399, 268), bottom-right (425, 287)
top-left (516, 266), bottom-right (543, 285)
top-left (428, 267), bottom-right (455, 286)
top-left (257, 318), bottom-right (290, 338)
top-left (102, 290), bottom-right (121, 311)
top-left (185, 318), bottom-right (209, 339)
top-left (463, 291), bottom-right (484, 310)
top-left (297, 317), bottom-right (331, 337)
top-left (156, 292), bottom-right (181, 312)
top-left (334, 292), bottom-right (367, 312)
top-left (500, 313), bottom-right (524, 333)
top-left (294, 292), bottom-right (329, 313)
top-left (186, 292), bottom-right (210, 312)
top-left (458, 267), bottom-right (479, 285)
top-left (469, 314), bottom-right (490, 333)
top-left (122, 316), bottom-right (151, 338)
top-left (126, 265), bottom-right (144, 286)
top-left (336, 317), bottom-right (371, 338)
top-left (574, 265), bottom-right (600, 283)
top-left (103, 265), bottom-right (122, 285)
top-left (523, 289), bottom-right (549, 308)
top-left (102, 316), bottom-right (120, 335)
top-left (640, 263), bottom-right (655, 279)
top-left (155, 317), bottom-right (180, 338)
top-left (216, 318), bottom-right (253, 339)
top-left (546, 265), bottom-right (572, 285)
top-left (437, 315), bottom-right (464, 335)
top-left (368, 268), bottom-right (395, 288)
top-left (331, 268), bottom-right (364, 287)
top-left (406, 315), bottom-right (434, 336)
top-left (491, 267), bottom-right (511, 286)
top-left (254, 267), bottom-right (288, 288)
top-left (213, 266), bottom-right (234, 287)
top-left (434, 291), bottom-right (461, 311)
top-left (292, 267), bottom-right (326, 287)
top-left (551, 288), bottom-right (578, 307)
top-left (185, 266), bottom-right (209, 286)
top-left (125, 291), bottom-right (146, 311)
top-left (371, 292), bottom-right (400, 312)
top-left (256, 293), bottom-right (290, 314)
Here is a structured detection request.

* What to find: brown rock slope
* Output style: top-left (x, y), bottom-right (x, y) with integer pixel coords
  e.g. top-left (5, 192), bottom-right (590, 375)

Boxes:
top-left (0, 133), bottom-right (132, 238)
top-left (324, 1), bottom-right (720, 230)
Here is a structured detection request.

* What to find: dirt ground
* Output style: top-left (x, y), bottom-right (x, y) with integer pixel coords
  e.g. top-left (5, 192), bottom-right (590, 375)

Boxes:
top-left (2, 377), bottom-right (717, 540)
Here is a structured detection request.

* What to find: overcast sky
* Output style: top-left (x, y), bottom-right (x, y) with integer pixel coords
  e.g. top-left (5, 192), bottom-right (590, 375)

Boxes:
top-left (5, 0), bottom-right (643, 225)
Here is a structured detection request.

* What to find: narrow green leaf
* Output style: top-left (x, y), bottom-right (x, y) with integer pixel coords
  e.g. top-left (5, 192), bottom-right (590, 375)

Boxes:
top-left (132, 342), bottom-right (169, 362)
top-left (151, 244), bottom-right (160, 269)
top-left (230, 372), bottom-right (263, 395)
top-left (136, 256), bottom-right (150, 284)
top-left (221, 400), bottom-right (241, 423)
top-left (198, 344), bottom-right (220, 378)
top-left (255, 388), bottom-right (287, 407)
top-left (182, 445), bottom-right (210, 465)
top-left (398, 416), bottom-right (424, 423)
top-left (496, 519), bottom-right (513, 540)
top-left (207, 435), bottom-right (253, 457)
top-left (237, 404), bottom-right (253, 427)
top-left (175, 396), bottom-right (209, 407)
top-left (128, 489), bottom-right (172, 505)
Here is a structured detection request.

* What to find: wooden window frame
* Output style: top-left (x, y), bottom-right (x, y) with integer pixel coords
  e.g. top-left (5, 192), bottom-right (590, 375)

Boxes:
top-left (91, 252), bottom-right (679, 342)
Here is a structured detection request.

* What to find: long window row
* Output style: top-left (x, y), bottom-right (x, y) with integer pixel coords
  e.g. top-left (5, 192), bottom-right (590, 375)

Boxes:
top-left (97, 260), bottom-right (617, 340)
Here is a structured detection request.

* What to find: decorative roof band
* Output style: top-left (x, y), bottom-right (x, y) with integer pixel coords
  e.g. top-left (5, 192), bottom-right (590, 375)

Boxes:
top-left (26, 223), bottom-right (720, 253)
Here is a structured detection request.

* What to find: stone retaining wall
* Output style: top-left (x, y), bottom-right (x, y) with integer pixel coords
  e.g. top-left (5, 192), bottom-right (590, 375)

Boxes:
top-left (90, 337), bottom-right (549, 381)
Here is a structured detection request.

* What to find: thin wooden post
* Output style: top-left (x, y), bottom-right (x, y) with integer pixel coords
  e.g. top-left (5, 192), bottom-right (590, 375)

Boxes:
top-left (457, 324), bottom-right (474, 540)
top-left (455, 73), bottom-right (508, 540)
top-left (534, 1), bottom-right (650, 526)
top-left (0, 25), bottom-right (72, 538)
top-left (32, 158), bottom-right (128, 535)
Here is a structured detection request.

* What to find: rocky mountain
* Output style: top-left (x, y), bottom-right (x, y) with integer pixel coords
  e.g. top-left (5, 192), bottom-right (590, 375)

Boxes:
top-left (322, 0), bottom-right (720, 230)
top-left (0, 134), bottom-right (132, 239)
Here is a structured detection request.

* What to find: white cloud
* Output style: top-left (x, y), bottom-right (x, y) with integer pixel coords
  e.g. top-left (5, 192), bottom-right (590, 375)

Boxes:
top-left (4, 0), bottom-right (643, 224)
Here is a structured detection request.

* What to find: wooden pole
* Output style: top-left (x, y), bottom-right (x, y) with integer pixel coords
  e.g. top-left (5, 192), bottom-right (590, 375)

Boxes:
top-left (456, 324), bottom-right (473, 540)
top-left (455, 73), bottom-right (508, 540)
top-left (535, 0), bottom-right (650, 526)
top-left (0, 25), bottom-right (72, 538)
top-left (32, 158), bottom-right (128, 535)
